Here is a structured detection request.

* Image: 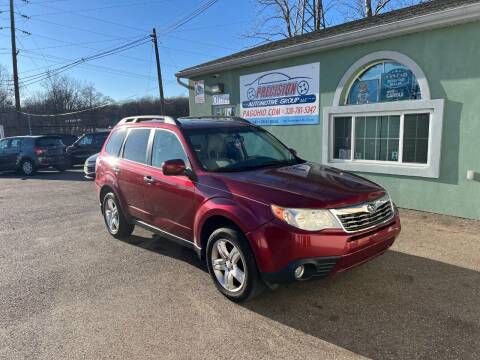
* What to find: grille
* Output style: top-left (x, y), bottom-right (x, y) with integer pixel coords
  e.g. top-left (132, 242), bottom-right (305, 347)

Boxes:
top-left (331, 195), bottom-right (394, 233)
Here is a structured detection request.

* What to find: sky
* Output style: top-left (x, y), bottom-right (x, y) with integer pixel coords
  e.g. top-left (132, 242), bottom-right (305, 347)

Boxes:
top-left (0, 0), bottom-right (422, 104)
top-left (0, 0), bottom-right (260, 102)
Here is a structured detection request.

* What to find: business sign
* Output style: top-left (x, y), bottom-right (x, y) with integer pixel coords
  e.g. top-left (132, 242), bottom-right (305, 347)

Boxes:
top-left (212, 94), bottom-right (230, 105)
top-left (380, 68), bottom-right (413, 102)
top-left (348, 79), bottom-right (379, 104)
top-left (194, 80), bottom-right (205, 104)
top-left (240, 63), bottom-right (320, 126)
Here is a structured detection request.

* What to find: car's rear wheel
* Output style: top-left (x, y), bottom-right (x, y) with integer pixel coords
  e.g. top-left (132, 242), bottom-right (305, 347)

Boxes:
top-left (206, 227), bottom-right (264, 302)
top-left (19, 159), bottom-right (36, 176)
top-left (102, 192), bottom-right (134, 239)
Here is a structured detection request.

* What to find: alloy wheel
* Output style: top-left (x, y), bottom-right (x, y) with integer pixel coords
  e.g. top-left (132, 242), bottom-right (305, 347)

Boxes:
top-left (211, 239), bottom-right (246, 292)
top-left (22, 161), bottom-right (33, 175)
top-left (104, 198), bottom-right (119, 233)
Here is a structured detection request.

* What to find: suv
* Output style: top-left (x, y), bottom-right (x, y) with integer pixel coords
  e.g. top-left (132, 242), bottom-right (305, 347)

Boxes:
top-left (66, 131), bottom-right (110, 165)
top-left (95, 116), bottom-right (401, 302)
top-left (0, 135), bottom-right (69, 175)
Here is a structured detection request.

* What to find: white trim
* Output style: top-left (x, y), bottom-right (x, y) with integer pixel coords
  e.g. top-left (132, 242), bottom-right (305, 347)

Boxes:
top-left (333, 51), bottom-right (431, 105)
top-left (176, 2), bottom-right (480, 78)
top-left (322, 99), bottom-right (444, 178)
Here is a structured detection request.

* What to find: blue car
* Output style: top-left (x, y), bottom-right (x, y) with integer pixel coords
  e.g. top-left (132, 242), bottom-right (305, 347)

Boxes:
top-left (0, 135), bottom-right (69, 175)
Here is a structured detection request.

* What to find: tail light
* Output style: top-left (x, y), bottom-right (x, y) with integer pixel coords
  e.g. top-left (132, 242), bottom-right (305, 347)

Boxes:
top-left (34, 147), bottom-right (44, 156)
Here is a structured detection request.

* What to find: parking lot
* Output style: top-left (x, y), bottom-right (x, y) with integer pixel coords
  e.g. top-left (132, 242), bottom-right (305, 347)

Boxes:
top-left (0, 169), bottom-right (479, 360)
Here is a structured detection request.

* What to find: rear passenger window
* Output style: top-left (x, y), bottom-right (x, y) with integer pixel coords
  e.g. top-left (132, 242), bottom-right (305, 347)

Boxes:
top-left (105, 129), bottom-right (126, 157)
top-left (151, 130), bottom-right (188, 168)
top-left (122, 129), bottom-right (150, 164)
top-left (36, 137), bottom-right (62, 147)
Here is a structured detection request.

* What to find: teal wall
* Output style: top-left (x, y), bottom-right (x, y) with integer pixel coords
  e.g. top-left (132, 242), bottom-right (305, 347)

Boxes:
top-left (187, 22), bottom-right (480, 219)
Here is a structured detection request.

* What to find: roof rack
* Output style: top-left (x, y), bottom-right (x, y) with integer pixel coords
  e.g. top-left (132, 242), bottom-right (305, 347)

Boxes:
top-left (177, 116), bottom-right (250, 124)
top-left (117, 115), bottom-right (177, 125)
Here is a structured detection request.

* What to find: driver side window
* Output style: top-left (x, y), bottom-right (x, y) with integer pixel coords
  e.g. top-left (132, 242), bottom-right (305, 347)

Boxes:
top-left (151, 130), bottom-right (188, 169)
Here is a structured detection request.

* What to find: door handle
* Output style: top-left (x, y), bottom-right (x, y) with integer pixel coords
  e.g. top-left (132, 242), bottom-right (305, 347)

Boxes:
top-left (143, 175), bottom-right (155, 184)
top-left (112, 166), bottom-right (120, 174)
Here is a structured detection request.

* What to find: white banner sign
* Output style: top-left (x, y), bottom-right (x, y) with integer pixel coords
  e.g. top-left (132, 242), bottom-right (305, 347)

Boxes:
top-left (240, 63), bottom-right (320, 125)
top-left (194, 80), bottom-right (205, 104)
top-left (212, 94), bottom-right (230, 105)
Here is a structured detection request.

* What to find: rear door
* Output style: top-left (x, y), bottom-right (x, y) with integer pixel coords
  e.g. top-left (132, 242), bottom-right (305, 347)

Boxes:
top-left (143, 129), bottom-right (195, 241)
top-left (117, 128), bottom-right (152, 221)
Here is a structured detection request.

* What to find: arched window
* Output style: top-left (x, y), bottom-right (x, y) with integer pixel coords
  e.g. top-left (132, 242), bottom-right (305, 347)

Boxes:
top-left (323, 51), bottom-right (444, 178)
top-left (346, 61), bottom-right (421, 105)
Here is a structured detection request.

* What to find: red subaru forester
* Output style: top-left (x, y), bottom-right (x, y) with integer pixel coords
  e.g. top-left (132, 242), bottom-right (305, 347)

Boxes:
top-left (95, 116), bottom-right (401, 302)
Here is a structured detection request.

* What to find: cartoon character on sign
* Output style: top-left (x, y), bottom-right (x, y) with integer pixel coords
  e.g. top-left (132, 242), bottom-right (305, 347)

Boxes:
top-left (357, 82), bottom-right (370, 104)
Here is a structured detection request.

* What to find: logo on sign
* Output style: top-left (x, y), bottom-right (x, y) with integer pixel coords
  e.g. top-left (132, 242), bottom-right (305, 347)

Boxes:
top-left (244, 72), bottom-right (312, 100)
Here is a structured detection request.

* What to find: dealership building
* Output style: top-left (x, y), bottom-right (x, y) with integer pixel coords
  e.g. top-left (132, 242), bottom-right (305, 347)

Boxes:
top-left (176, 0), bottom-right (480, 220)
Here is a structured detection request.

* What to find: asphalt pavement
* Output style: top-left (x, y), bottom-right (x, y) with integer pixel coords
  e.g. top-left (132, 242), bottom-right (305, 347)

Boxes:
top-left (0, 169), bottom-right (479, 360)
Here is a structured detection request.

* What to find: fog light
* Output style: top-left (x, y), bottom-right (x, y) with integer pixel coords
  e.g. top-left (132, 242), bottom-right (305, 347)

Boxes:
top-left (294, 265), bottom-right (305, 279)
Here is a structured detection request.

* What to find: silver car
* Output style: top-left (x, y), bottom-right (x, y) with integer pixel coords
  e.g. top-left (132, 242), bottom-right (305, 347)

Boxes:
top-left (83, 153), bottom-right (98, 179)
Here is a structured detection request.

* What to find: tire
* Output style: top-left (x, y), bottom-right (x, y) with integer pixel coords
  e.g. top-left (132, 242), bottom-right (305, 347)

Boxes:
top-left (206, 227), bottom-right (264, 302)
top-left (102, 192), bottom-right (134, 239)
top-left (19, 159), bottom-right (36, 176)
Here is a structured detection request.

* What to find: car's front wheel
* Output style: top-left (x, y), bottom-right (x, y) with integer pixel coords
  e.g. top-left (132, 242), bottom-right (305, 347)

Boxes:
top-left (206, 227), bottom-right (264, 302)
top-left (102, 192), bottom-right (134, 239)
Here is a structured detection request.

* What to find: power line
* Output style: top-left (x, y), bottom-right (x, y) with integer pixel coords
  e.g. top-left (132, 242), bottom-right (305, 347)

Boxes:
top-left (3, 36), bottom-right (151, 86)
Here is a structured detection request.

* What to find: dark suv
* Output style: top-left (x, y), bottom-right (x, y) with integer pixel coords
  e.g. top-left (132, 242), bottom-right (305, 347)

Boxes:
top-left (66, 131), bottom-right (110, 165)
top-left (95, 116), bottom-right (401, 302)
top-left (0, 135), bottom-right (69, 175)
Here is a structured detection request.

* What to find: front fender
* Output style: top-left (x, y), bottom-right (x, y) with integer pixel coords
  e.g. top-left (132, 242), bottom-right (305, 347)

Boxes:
top-left (193, 196), bottom-right (272, 260)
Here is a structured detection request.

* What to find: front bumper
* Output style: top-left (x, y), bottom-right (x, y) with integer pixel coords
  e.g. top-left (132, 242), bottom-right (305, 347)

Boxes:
top-left (84, 163), bottom-right (96, 179)
top-left (248, 211), bottom-right (401, 284)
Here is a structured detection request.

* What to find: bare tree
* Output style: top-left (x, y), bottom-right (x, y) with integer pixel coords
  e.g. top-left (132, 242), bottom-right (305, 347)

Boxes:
top-left (340, 0), bottom-right (431, 20)
top-left (0, 65), bottom-right (13, 111)
top-left (243, 0), bottom-right (328, 42)
top-left (24, 75), bottom-right (109, 114)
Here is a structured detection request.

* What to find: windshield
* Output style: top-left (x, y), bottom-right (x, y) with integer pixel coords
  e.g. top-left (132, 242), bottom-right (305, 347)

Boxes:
top-left (184, 126), bottom-right (301, 172)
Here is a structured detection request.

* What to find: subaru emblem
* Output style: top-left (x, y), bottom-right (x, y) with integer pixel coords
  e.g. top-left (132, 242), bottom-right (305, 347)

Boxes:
top-left (366, 202), bottom-right (377, 213)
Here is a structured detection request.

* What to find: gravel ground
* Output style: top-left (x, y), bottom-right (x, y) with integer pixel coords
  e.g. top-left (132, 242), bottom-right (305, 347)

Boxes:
top-left (0, 169), bottom-right (479, 360)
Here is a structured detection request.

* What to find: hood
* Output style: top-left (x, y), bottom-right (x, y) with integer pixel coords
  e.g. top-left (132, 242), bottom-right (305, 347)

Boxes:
top-left (211, 162), bottom-right (386, 209)
top-left (86, 153), bottom-right (99, 163)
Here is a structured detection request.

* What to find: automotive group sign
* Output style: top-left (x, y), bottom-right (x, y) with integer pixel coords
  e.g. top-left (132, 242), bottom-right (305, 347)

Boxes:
top-left (240, 63), bottom-right (320, 126)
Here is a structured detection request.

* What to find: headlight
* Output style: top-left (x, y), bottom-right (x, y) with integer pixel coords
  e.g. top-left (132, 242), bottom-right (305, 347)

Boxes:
top-left (271, 205), bottom-right (341, 231)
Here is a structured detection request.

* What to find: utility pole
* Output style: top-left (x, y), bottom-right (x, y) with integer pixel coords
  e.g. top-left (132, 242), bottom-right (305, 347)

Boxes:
top-left (151, 28), bottom-right (165, 115)
top-left (9, 0), bottom-right (22, 134)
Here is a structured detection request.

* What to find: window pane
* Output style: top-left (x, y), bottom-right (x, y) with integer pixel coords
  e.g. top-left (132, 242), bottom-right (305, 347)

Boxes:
top-left (105, 129), bottom-right (126, 157)
top-left (346, 61), bottom-right (421, 105)
top-left (152, 130), bottom-right (188, 168)
top-left (403, 113), bottom-right (430, 164)
top-left (333, 117), bottom-right (351, 159)
top-left (123, 129), bottom-right (150, 164)
top-left (354, 115), bottom-right (400, 162)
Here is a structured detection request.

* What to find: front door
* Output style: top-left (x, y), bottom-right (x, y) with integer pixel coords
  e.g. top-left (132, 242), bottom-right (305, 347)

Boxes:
top-left (143, 129), bottom-right (195, 241)
top-left (117, 128), bottom-right (152, 221)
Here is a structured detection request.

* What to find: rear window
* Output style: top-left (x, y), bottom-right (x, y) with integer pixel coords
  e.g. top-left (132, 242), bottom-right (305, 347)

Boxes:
top-left (36, 137), bottom-right (63, 147)
top-left (105, 129), bottom-right (127, 157)
top-left (122, 129), bottom-right (150, 164)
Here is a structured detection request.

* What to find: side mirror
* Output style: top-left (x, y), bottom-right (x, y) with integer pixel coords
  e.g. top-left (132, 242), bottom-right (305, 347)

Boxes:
top-left (162, 159), bottom-right (187, 176)
top-left (289, 148), bottom-right (298, 157)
